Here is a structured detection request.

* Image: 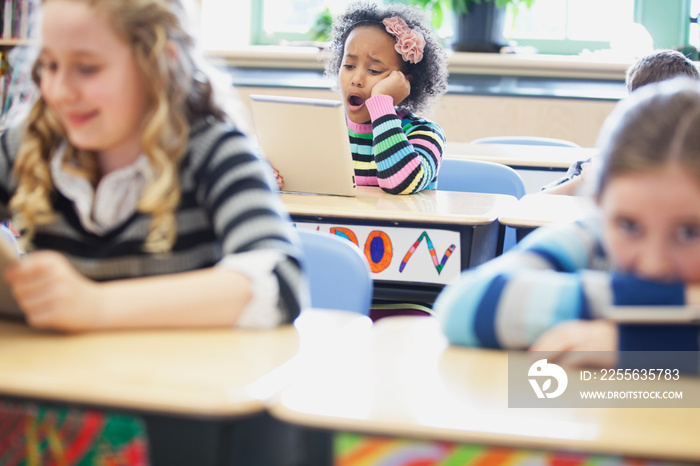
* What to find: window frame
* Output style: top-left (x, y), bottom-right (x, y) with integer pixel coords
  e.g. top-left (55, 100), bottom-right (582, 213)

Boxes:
top-left (249, 0), bottom-right (692, 54)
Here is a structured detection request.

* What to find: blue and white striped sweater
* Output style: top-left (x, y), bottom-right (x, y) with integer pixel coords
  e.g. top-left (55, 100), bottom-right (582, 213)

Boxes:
top-left (435, 216), bottom-right (697, 353)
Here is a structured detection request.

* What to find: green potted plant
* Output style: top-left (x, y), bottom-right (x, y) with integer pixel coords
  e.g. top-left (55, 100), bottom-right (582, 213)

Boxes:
top-left (409, 0), bottom-right (534, 52)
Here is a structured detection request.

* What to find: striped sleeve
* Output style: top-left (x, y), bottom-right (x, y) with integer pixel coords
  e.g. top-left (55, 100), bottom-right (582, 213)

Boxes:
top-left (365, 95), bottom-right (444, 195)
top-left (0, 125), bottom-right (23, 218)
top-left (435, 219), bottom-right (685, 350)
top-left (189, 125), bottom-right (307, 322)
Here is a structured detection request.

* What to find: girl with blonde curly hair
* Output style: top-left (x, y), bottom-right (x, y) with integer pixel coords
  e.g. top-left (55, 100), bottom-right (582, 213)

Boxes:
top-left (0, 0), bottom-right (306, 331)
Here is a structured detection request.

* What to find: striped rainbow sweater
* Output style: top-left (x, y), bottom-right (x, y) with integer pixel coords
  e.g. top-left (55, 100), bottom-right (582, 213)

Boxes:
top-left (346, 94), bottom-right (445, 195)
top-left (435, 216), bottom-right (700, 357)
top-left (0, 119), bottom-right (306, 323)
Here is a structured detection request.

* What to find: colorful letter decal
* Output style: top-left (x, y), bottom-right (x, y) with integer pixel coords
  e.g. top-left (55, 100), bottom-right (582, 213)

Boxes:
top-left (330, 227), bottom-right (359, 247)
top-left (400, 231), bottom-right (455, 274)
top-left (295, 222), bottom-right (461, 283)
top-left (364, 230), bottom-right (392, 273)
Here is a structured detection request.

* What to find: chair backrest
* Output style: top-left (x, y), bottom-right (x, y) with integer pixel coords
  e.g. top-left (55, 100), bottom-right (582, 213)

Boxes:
top-left (470, 136), bottom-right (580, 148)
top-left (298, 229), bottom-right (373, 315)
top-left (437, 158), bottom-right (525, 253)
top-left (438, 158), bottom-right (526, 199)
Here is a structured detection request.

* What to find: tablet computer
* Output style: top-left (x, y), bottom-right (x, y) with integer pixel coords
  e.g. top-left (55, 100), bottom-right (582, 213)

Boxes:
top-left (0, 229), bottom-right (21, 319)
top-left (606, 306), bottom-right (700, 324)
top-left (249, 94), bottom-right (357, 197)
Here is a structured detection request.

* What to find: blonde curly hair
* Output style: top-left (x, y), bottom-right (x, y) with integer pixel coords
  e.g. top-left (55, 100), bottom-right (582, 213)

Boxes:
top-left (11, 0), bottom-right (226, 253)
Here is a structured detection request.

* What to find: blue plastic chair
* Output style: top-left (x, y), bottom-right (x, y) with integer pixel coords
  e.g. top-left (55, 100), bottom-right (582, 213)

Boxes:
top-left (298, 229), bottom-right (373, 315)
top-left (437, 158), bottom-right (526, 253)
top-left (0, 225), bottom-right (19, 257)
top-left (471, 136), bottom-right (580, 148)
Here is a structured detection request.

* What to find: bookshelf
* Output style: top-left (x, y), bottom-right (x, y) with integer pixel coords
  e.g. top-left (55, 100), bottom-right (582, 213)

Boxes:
top-left (0, 39), bottom-right (30, 47)
top-left (1, 0), bottom-right (37, 124)
top-left (1, 40), bottom-right (33, 127)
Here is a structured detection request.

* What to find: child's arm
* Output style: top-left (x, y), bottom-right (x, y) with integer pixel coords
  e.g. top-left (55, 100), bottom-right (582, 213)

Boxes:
top-left (4, 125), bottom-right (306, 332)
top-left (365, 93), bottom-right (445, 195)
top-left (435, 219), bottom-right (686, 350)
top-left (5, 251), bottom-right (255, 331)
top-left (529, 320), bottom-right (619, 368)
top-left (539, 176), bottom-right (583, 195)
top-left (539, 158), bottom-right (591, 196)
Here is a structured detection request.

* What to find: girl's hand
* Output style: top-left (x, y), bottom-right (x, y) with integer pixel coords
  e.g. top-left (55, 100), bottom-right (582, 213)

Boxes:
top-left (685, 283), bottom-right (700, 304)
top-left (371, 70), bottom-right (411, 107)
top-left (4, 251), bottom-right (105, 332)
top-left (271, 167), bottom-right (284, 190)
top-left (529, 320), bottom-right (619, 368)
top-left (579, 160), bottom-right (592, 184)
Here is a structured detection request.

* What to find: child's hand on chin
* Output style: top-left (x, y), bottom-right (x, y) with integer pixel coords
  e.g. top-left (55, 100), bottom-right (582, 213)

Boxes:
top-left (271, 167), bottom-right (284, 190)
top-left (5, 251), bottom-right (106, 332)
top-left (371, 70), bottom-right (411, 107)
top-left (529, 320), bottom-right (619, 368)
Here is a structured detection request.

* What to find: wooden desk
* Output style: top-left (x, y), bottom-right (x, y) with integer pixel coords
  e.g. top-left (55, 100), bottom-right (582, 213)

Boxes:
top-left (282, 186), bottom-right (516, 302)
top-left (445, 143), bottom-right (598, 194)
top-left (270, 316), bottom-right (700, 464)
top-left (498, 193), bottom-right (596, 240)
top-left (0, 309), bottom-right (370, 465)
top-left (445, 142), bottom-right (596, 170)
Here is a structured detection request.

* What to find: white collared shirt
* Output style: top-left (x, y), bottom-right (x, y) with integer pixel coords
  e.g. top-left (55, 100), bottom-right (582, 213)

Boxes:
top-left (49, 145), bottom-right (283, 328)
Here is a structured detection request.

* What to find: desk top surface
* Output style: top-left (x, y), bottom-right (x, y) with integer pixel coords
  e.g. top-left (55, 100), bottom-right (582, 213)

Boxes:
top-left (281, 186), bottom-right (516, 226)
top-left (445, 143), bottom-right (597, 169)
top-left (498, 193), bottom-right (597, 228)
top-left (270, 316), bottom-right (700, 462)
top-left (0, 309), bottom-right (369, 418)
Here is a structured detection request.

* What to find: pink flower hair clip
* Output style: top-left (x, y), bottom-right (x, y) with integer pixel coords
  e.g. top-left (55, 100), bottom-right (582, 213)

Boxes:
top-left (382, 16), bottom-right (425, 64)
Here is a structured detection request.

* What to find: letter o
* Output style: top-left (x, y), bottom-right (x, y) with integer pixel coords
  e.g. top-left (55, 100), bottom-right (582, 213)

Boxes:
top-left (364, 230), bottom-right (392, 273)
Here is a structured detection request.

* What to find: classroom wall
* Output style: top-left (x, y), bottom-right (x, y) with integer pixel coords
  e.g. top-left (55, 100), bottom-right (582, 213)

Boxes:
top-left (431, 94), bottom-right (617, 147)
top-left (234, 86), bottom-right (617, 147)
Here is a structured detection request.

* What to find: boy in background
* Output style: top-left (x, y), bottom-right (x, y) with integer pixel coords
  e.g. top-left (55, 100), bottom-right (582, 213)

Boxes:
top-left (542, 49), bottom-right (700, 195)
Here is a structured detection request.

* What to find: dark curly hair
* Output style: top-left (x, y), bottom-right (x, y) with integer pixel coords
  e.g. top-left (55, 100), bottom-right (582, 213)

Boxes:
top-left (324, 1), bottom-right (449, 114)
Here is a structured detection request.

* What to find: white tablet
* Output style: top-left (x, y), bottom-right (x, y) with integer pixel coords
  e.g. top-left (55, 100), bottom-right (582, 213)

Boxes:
top-left (606, 306), bottom-right (700, 324)
top-left (0, 228), bottom-right (21, 319)
top-left (249, 94), bottom-right (357, 197)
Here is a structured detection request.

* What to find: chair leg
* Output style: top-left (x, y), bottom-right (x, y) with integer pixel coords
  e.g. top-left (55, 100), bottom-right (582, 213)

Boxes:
top-left (495, 224), bottom-right (506, 256)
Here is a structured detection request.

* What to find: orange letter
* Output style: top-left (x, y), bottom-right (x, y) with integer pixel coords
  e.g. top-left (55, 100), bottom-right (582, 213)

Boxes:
top-left (364, 230), bottom-right (392, 273)
top-left (330, 227), bottom-right (359, 247)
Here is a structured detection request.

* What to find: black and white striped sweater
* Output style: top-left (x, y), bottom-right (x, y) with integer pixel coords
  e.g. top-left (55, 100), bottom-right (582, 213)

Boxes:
top-left (0, 119), bottom-right (306, 323)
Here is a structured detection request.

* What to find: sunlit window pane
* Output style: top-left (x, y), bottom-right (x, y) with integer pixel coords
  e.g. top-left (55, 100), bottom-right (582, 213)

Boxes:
top-left (201, 0), bottom-right (247, 49)
top-left (263, 0), bottom-right (325, 35)
top-left (505, 0), bottom-right (566, 40)
top-left (690, 0), bottom-right (700, 50)
top-left (506, 0), bottom-right (635, 43)
top-left (567, 0), bottom-right (634, 41)
top-left (260, 0), bottom-right (364, 38)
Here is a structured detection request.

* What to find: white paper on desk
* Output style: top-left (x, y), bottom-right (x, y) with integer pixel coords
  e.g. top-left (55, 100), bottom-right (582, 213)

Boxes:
top-left (294, 222), bottom-right (462, 285)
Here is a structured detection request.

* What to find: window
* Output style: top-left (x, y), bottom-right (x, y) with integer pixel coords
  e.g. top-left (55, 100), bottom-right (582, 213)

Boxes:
top-left (200, 0), bottom-right (249, 50)
top-left (253, 0), bottom-right (361, 45)
top-left (690, 0), bottom-right (700, 50)
top-left (201, 0), bottom-right (692, 55)
top-left (503, 0), bottom-right (638, 55)
top-left (505, 0), bottom-right (635, 42)
top-left (507, 0), bottom-right (691, 55)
